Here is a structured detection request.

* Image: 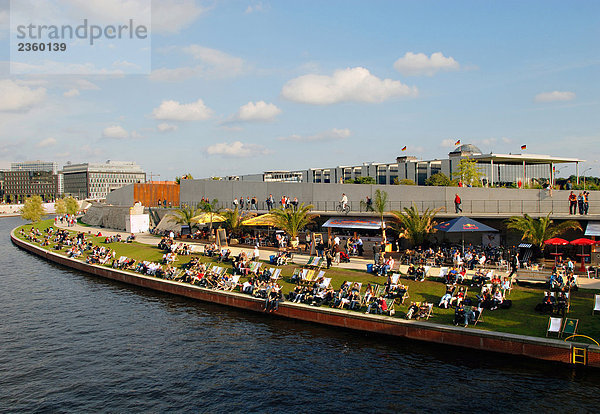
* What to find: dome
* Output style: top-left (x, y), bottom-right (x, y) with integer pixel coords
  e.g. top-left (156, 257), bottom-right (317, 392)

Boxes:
top-left (452, 144), bottom-right (482, 155)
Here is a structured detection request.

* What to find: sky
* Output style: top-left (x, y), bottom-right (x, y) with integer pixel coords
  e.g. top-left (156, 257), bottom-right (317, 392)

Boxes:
top-left (0, 0), bottom-right (599, 180)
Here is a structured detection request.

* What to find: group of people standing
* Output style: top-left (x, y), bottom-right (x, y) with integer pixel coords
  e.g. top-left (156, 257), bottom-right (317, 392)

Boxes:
top-left (567, 191), bottom-right (590, 215)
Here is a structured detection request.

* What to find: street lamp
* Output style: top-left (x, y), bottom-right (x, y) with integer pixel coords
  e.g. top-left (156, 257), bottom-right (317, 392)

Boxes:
top-left (582, 167), bottom-right (593, 191)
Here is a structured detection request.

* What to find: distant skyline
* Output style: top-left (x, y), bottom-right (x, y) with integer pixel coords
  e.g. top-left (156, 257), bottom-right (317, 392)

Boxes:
top-left (0, 0), bottom-right (599, 180)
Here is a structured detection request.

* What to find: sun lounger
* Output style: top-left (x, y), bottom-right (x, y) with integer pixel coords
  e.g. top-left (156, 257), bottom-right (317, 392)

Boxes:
top-left (593, 294), bottom-right (600, 315)
top-left (562, 318), bottom-right (578, 338)
top-left (546, 317), bottom-right (563, 337)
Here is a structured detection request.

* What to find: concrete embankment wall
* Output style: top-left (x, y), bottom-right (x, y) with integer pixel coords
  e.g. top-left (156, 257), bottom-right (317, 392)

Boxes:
top-left (11, 230), bottom-right (600, 368)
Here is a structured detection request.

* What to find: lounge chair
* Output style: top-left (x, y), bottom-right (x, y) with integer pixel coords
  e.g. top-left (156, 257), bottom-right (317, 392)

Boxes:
top-left (562, 318), bottom-right (578, 338)
top-left (438, 267), bottom-right (449, 279)
top-left (593, 294), bottom-right (600, 315)
top-left (269, 268), bottom-right (282, 281)
top-left (390, 273), bottom-right (400, 287)
top-left (384, 298), bottom-right (395, 316)
top-left (546, 317), bottom-right (563, 337)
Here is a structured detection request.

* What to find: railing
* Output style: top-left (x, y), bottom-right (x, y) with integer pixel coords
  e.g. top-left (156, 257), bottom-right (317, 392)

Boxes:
top-left (181, 199), bottom-right (597, 216)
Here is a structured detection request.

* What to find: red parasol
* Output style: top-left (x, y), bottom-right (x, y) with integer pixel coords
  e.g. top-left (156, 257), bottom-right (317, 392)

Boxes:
top-left (570, 238), bottom-right (597, 272)
top-left (544, 237), bottom-right (569, 264)
top-left (569, 238), bottom-right (597, 246)
top-left (544, 238), bottom-right (569, 245)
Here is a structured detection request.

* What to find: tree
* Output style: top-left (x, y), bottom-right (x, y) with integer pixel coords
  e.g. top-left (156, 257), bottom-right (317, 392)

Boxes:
top-left (346, 176), bottom-right (376, 184)
top-left (425, 172), bottom-right (452, 186)
top-left (455, 158), bottom-right (483, 186)
top-left (506, 214), bottom-right (582, 252)
top-left (389, 204), bottom-right (440, 247)
top-left (167, 205), bottom-right (203, 229)
top-left (65, 196), bottom-right (79, 215)
top-left (394, 178), bottom-right (416, 185)
top-left (221, 207), bottom-right (245, 237)
top-left (197, 198), bottom-right (222, 233)
top-left (21, 195), bottom-right (46, 223)
top-left (269, 203), bottom-right (316, 239)
top-left (373, 189), bottom-right (389, 242)
top-left (175, 173), bottom-right (194, 185)
top-left (54, 198), bottom-right (67, 215)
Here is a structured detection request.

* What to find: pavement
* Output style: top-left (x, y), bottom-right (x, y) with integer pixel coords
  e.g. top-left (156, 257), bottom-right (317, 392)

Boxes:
top-left (54, 220), bottom-right (600, 290)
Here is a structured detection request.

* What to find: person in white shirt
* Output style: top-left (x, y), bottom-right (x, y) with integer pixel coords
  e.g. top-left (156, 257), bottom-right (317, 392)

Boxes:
top-left (340, 193), bottom-right (348, 209)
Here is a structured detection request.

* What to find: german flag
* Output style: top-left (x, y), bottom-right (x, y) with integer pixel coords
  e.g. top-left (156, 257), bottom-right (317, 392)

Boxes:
top-left (401, 146), bottom-right (407, 151)
top-left (454, 139), bottom-right (461, 146)
top-left (521, 144), bottom-right (527, 150)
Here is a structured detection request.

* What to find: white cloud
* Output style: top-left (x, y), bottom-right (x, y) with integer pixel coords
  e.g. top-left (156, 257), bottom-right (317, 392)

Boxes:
top-left (157, 123), bottom-right (178, 132)
top-left (64, 88), bottom-right (80, 97)
top-left (281, 67), bottom-right (417, 105)
top-left (233, 101), bottom-right (281, 122)
top-left (534, 91), bottom-right (576, 103)
top-left (394, 52), bottom-right (460, 76)
top-left (36, 137), bottom-right (57, 148)
top-left (206, 141), bottom-right (271, 158)
top-left (245, 2), bottom-right (267, 13)
top-left (102, 125), bottom-right (129, 139)
top-left (279, 128), bottom-right (351, 142)
top-left (152, 99), bottom-right (213, 121)
top-left (0, 79), bottom-right (47, 112)
top-left (62, 0), bottom-right (203, 34)
top-left (76, 79), bottom-right (100, 90)
top-left (440, 138), bottom-right (457, 148)
top-left (150, 45), bottom-right (245, 81)
top-left (501, 137), bottom-right (513, 144)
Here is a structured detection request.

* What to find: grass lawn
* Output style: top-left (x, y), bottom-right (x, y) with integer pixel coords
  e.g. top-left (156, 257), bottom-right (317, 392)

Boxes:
top-left (15, 220), bottom-right (600, 343)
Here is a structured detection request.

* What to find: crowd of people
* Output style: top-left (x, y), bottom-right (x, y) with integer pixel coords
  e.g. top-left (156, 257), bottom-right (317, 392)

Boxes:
top-left (568, 191), bottom-right (591, 215)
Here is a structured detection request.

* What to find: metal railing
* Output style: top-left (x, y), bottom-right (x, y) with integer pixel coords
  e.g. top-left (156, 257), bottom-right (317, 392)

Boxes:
top-left (181, 199), bottom-right (597, 216)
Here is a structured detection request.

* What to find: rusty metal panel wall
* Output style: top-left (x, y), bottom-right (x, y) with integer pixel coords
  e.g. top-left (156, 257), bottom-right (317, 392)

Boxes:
top-left (134, 183), bottom-right (180, 207)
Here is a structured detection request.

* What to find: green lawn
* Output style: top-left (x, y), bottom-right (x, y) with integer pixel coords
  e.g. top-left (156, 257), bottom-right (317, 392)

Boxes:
top-left (15, 220), bottom-right (600, 343)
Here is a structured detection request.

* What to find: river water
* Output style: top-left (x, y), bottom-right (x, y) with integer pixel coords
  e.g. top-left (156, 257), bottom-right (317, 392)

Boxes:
top-left (1, 217), bottom-right (599, 412)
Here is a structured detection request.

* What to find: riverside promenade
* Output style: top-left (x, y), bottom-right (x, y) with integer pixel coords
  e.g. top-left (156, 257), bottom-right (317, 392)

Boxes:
top-left (58, 221), bottom-right (600, 290)
top-left (12, 224), bottom-right (600, 369)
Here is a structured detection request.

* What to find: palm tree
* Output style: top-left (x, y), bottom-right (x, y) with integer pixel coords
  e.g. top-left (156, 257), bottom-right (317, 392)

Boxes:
top-left (197, 198), bottom-right (222, 233)
top-left (221, 206), bottom-right (246, 237)
top-left (166, 204), bottom-right (202, 228)
top-left (389, 204), bottom-right (440, 247)
top-left (269, 203), bottom-right (316, 239)
top-left (506, 214), bottom-right (581, 249)
top-left (373, 189), bottom-right (389, 242)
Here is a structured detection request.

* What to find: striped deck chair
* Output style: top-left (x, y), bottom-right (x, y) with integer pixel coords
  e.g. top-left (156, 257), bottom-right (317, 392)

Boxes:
top-left (384, 298), bottom-right (395, 316)
top-left (390, 273), bottom-right (400, 288)
top-left (320, 277), bottom-right (332, 289)
top-left (224, 275), bottom-right (241, 291)
top-left (304, 269), bottom-right (316, 282)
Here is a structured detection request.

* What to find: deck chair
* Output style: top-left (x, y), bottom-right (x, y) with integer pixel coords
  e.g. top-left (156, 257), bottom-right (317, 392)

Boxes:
top-left (438, 267), bottom-right (449, 279)
top-left (546, 317), bottom-right (563, 337)
top-left (562, 318), bottom-right (578, 338)
top-left (320, 277), bottom-right (332, 289)
top-left (224, 275), bottom-right (241, 291)
top-left (593, 294), bottom-right (600, 315)
top-left (384, 298), bottom-right (395, 316)
top-left (305, 256), bottom-right (316, 266)
top-left (390, 273), bottom-right (400, 287)
top-left (298, 268), bottom-right (309, 281)
top-left (423, 266), bottom-right (431, 277)
top-left (473, 306), bottom-right (484, 325)
top-left (418, 303), bottom-right (433, 320)
top-left (375, 285), bottom-right (386, 297)
top-left (269, 268), bottom-right (282, 281)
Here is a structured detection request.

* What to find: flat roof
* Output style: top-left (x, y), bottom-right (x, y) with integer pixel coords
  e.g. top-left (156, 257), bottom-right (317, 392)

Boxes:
top-left (469, 153), bottom-right (585, 164)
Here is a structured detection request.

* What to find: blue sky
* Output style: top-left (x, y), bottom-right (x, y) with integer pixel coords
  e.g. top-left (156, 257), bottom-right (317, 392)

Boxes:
top-left (0, 0), bottom-right (599, 179)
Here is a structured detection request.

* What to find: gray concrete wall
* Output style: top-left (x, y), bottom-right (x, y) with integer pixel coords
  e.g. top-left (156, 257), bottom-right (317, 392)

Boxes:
top-left (105, 185), bottom-right (134, 206)
top-left (181, 180), bottom-right (599, 216)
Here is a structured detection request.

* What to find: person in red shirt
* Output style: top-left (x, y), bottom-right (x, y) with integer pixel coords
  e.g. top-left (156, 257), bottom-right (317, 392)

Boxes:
top-left (568, 191), bottom-right (577, 214)
top-left (454, 193), bottom-right (462, 214)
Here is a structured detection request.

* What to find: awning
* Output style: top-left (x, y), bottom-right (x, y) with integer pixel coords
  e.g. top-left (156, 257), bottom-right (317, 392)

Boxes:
top-left (518, 243), bottom-right (533, 248)
top-left (585, 222), bottom-right (600, 237)
top-left (322, 217), bottom-right (384, 230)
